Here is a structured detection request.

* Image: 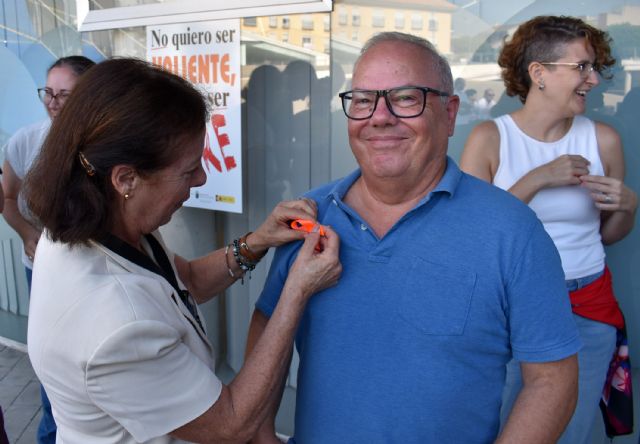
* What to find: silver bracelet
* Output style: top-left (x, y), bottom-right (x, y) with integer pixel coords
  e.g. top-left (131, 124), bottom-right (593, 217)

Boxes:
top-left (224, 244), bottom-right (235, 279)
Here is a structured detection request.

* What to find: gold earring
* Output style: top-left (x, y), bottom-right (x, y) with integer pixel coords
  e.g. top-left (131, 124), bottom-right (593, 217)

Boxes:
top-left (124, 193), bottom-right (130, 200)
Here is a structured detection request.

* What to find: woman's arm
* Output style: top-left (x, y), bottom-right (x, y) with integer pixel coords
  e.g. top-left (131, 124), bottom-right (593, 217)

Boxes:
top-left (2, 161), bottom-right (41, 259)
top-left (174, 198), bottom-right (319, 303)
top-left (580, 122), bottom-right (637, 245)
top-left (459, 120), bottom-right (500, 183)
top-left (460, 120), bottom-right (591, 204)
top-left (170, 229), bottom-right (341, 444)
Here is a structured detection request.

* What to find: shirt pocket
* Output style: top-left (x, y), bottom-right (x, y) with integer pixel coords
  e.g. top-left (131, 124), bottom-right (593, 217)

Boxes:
top-left (396, 257), bottom-right (476, 336)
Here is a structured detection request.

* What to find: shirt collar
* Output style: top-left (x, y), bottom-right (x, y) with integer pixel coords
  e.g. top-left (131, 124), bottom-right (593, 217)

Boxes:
top-left (325, 156), bottom-right (462, 204)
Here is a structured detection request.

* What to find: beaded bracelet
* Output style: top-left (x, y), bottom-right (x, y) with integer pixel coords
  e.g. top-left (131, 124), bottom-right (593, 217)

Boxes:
top-left (232, 239), bottom-right (257, 271)
top-left (232, 238), bottom-right (259, 284)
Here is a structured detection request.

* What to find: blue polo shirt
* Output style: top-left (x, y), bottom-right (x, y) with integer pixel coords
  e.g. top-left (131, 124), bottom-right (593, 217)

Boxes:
top-left (257, 158), bottom-right (581, 444)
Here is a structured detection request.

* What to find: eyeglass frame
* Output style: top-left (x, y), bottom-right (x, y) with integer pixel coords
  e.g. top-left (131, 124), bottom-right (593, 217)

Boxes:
top-left (539, 62), bottom-right (598, 78)
top-left (37, 88), bottom-right (71, 104)
top-left (338, 86), bottom-right (450, 120)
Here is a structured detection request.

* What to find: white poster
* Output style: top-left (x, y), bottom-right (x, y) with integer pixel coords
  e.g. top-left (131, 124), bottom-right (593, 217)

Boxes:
top-left (147, 20), bottom-right (242, 213)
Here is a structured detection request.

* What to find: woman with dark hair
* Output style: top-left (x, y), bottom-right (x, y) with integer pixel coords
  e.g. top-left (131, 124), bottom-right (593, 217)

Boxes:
top-left (461, 16), bottom-right (636, 443)
top-left (24, 58), bottom-right (341, 443)
top-left (3, 54), bottom-right (95, 444)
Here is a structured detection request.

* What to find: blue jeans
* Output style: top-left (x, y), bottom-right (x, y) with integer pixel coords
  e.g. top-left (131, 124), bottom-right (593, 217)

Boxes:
top-left (38, 386), bottom-right (56, 444)
top-left (26, 267), bottom-right (57, 444)
top-left (500, 270), bottom-right (616, 444)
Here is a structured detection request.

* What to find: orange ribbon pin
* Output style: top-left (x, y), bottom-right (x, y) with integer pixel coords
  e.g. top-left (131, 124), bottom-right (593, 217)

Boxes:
top-left (289, 219), bottom-right (326, 251)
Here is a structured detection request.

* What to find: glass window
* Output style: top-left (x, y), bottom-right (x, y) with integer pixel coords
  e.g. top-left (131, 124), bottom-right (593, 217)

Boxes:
top-left (4, 2), bottom-right (640, 441)
top-left (372, 10), bottom-right (385, 28)
top-left (411, 13), bottom-right (423, 30)
top-left (338, 9), bottom-right (348, 26)
top-left (352, 10), bottom-right (361, 27)
top-left (302, 15), bottom-right (314, 30)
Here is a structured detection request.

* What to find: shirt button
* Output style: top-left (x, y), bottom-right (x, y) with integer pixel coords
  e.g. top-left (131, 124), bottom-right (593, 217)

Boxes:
top-left (360, 223), bottom-right (367, 231)
top-left (332, 199), bottom-right (337, 205)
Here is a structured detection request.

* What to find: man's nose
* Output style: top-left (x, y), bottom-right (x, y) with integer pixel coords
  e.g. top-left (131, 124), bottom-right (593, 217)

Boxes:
top-left (369, 95), bottom-right (396, 123)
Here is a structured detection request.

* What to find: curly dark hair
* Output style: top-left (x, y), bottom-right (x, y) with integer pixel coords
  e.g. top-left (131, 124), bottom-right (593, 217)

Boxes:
top-left (24, 58), bottom-right (208, 245)
top-left (499, 15), bottom-right (616, 103)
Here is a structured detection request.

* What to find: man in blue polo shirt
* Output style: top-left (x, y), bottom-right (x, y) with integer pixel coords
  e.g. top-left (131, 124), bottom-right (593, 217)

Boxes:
top-left (246, 31), bottom-right (581, 443)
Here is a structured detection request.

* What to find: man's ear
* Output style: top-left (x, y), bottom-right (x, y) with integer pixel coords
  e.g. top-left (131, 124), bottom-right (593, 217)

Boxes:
top-left (110, 165), bottom-right (139, 198)
top-left (446, 94), bottom-right (460, 137)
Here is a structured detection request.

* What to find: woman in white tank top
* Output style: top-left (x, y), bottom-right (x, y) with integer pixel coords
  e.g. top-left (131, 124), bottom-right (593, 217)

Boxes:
top-left (460, 16), bottom-right (637, 444)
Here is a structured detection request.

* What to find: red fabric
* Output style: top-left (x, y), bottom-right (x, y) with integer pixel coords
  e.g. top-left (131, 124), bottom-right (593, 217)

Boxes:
top-left (570, 266), bottom-right (624, 330)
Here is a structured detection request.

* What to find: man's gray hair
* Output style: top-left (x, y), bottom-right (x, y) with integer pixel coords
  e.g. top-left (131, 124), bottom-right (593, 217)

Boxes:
top-left (356, 32), bottom-right (453, 94)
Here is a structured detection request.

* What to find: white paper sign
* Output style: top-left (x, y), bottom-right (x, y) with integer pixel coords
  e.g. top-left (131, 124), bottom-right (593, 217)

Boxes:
top-left (147, 20), bottom-right (242, 213)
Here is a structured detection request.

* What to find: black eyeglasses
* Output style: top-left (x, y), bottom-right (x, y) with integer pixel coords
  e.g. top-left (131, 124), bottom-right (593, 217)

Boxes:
top-left (339, 86), bottom-right (449, 120)
top-left (539, 62), bottom-right (598, 79)
top-left (37, 88), bottom-right (71, 104)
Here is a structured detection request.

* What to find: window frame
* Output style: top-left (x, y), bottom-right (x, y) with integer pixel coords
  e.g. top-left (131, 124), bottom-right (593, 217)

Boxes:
top-left (76, 0), bottom-right (332, 31)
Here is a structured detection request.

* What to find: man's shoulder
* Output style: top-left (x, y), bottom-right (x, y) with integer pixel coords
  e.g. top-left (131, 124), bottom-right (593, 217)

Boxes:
top-left (455, 171), bottom-right (538, 225)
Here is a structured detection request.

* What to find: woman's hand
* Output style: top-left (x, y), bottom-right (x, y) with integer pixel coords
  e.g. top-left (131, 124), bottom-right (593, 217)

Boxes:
top-left (533, 154), bottom-right (590, 189)
top-left (247, 198), bottom-right (319, 253)
top-left (284, 226), bottom-right (342, 300)
top-left (507, 154), bottom-right (590, 204)
top-left (580, 175), bottom-right (638, 213)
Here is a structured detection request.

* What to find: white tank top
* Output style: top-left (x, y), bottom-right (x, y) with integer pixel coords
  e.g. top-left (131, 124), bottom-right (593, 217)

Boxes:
top-left (493, 114), bottom-right (605, 280)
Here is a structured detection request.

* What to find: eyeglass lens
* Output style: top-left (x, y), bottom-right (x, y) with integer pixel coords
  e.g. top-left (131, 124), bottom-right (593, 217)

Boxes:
top-left (343, 87), bottom-right (427, 119)
top-left (38, 88), bottom-right (69, 104)
top-left (579, 63), bottom-right (595, 76)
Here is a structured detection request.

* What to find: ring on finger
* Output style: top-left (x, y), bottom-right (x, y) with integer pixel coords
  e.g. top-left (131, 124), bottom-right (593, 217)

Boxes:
top-left (604, 194), bottom-right (613, 204)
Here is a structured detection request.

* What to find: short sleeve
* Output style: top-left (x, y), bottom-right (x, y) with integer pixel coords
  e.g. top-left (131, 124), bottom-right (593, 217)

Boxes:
top-left (4, 128), bottom-right (26, 177)
top-left (506, 221), bottom-right (582, 362)
top-left (4, 120), bottom-right (48, 178)
top-left (256, 242), bottom-right (300, 318)
top-left (86, 320), bottom-right (222, 442)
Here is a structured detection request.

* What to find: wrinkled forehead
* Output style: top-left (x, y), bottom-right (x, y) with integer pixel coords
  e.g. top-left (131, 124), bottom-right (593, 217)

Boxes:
top-left (352, 41), bottom-right (435, 90)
